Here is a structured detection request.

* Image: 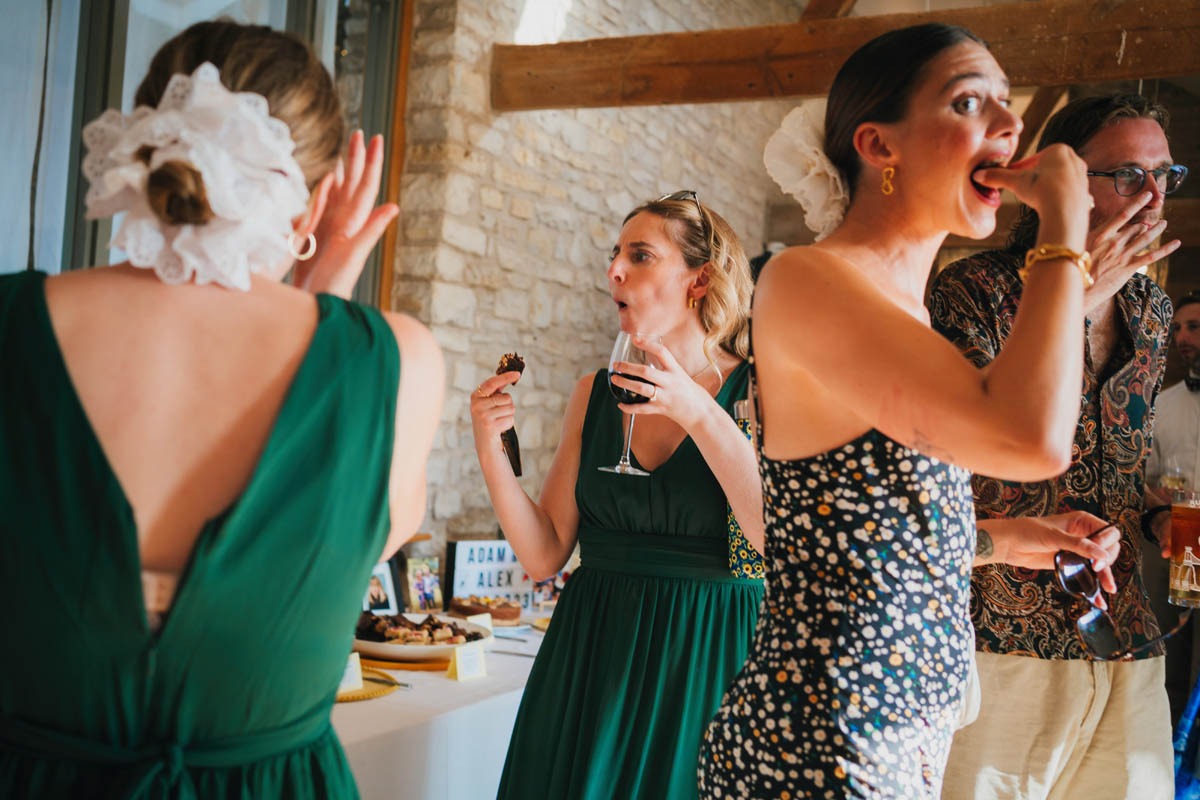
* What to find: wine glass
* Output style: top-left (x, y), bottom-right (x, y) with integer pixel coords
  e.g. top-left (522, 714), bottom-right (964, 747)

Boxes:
top-left (599, 331), bottom-right (660, 477)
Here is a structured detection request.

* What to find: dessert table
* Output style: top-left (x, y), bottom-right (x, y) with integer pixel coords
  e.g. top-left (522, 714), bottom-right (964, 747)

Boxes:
top-left (331, 629), bottom-right (543, 800)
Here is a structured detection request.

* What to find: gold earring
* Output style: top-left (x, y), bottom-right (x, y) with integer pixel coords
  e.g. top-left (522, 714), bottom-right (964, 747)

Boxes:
top-left (688, 297), bottom-right (697, 309)
top-left (881, 167), bottom-right (895, 196)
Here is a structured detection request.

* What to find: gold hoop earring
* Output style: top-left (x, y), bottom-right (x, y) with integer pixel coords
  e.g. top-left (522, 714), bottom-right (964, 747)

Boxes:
top-left (881, 167), bottom-right (895, 196)
top-left (289, 233), bottom-right (317, 261)
top-left (688, 296), bottom-right (697, 309)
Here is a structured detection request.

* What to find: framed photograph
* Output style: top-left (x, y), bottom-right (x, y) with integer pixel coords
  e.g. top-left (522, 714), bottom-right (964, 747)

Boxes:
top-left (406, 556), bottom-right (443, 612)
top-left (362, 559), bottom-right (401, 616)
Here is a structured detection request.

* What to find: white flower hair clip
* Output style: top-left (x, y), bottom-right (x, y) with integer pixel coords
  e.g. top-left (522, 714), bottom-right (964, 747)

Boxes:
top-left (81, 62), bottom-right (310, 290)
top-left (763, 99), bottom-right (849, 241)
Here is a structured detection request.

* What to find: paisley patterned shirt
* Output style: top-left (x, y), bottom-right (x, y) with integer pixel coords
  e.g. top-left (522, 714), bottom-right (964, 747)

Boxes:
top-left (928, 249), bottom-right (1172, 660)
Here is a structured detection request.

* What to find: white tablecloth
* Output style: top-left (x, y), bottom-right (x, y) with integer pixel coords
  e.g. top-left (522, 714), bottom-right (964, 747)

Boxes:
top-left (331, 630), bottom-right (543, 800)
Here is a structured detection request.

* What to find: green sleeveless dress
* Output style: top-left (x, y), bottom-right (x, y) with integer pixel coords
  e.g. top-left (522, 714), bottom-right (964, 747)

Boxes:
top-left (496, 365), bottom-right (764, 800)
top-left (0, 271), bottom-right (399, 799)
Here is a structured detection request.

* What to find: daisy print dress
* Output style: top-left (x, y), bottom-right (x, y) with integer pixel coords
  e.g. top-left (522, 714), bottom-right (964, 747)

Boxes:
top-left (698, 365), bottom-right (976, 799)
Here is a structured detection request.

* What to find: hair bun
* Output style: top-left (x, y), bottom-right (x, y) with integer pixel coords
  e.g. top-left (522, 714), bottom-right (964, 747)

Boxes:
top-left (147, 160), bottom-right (214, 226)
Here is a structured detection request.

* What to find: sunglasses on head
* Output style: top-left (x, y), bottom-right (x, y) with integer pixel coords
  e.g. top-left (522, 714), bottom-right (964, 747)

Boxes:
top-left (1055, 524), bottom-right (1191, 660)
top-left (655, 190), bottom-right (712, 251)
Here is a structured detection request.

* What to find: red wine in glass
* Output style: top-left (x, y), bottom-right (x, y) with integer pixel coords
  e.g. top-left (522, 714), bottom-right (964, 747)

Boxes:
top-left (599, 332), bottom-right (660, 476)
top-left (607, 371), bottom-right (653, 405)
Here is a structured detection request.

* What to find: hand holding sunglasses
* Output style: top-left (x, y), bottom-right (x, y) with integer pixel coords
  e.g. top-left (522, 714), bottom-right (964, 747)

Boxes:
top-left (1056, 522), bottom-right (1191, 661)
top-left (981, 511), bottom-right (1120, 596)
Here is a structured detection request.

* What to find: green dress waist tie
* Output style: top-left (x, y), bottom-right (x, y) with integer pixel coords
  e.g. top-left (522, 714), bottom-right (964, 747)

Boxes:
top-left (578, 527), bottom-right (756, 582)
top-left (0, 704), bottom-right (331, 799)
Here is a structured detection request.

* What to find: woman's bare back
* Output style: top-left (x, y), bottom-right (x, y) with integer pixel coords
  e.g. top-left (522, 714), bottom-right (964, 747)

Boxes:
top-left (45, 265), bottom-right (325, 573)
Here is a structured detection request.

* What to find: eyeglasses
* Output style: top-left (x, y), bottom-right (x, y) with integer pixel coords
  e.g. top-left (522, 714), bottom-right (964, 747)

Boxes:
top-left (1055, 534), bottom-right (1191, 660)
top-left (1086, 164), bottom-right (1188, 196)
top-left (655, 190), bottom-right (712, 252)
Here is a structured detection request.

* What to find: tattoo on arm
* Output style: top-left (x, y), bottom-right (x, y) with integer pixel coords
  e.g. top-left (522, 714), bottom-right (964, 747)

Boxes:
top-left (911, 429), bottom-right (956, 464)
top-left (976, 527), bottom-right (994, 559)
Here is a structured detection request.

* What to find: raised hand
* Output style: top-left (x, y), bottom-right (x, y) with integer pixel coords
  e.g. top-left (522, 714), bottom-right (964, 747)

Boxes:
top-left (975, 144), bottom-right (1091, 251)
top-left (1083, 194), bottom-right (1180, 310)
top-left (470, 371), bottom-right (522, 466)
top-left (294, 130), bottom-right (400, 299)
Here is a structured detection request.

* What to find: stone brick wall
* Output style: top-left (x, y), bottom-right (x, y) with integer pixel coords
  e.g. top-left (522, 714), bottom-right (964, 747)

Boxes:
top-left (393, 0), bottom-right (806, 555)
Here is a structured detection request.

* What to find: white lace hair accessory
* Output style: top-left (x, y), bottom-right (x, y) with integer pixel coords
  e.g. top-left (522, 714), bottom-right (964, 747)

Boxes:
top-left (763, 99), bottom-right (849, 241)
top-left (81, 62), bottom-right (309, 291)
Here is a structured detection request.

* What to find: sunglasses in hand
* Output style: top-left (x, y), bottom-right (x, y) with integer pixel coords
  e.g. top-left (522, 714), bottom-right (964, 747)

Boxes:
top-left (1055, 523), bottom-right (1191, 661)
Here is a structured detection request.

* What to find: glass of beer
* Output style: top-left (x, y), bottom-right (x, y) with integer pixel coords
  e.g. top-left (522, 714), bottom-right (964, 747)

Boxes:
top-left (1170, 490), bottom-right (1200, 607)
top-left (1163, 456), bottom-right (1188, 491)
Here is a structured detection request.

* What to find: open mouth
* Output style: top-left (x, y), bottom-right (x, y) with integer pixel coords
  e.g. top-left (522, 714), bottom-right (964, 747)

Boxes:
top-left (970, 160), bottom-right (1004, 206)
top-left (615, 299), bottom-right (628, 311)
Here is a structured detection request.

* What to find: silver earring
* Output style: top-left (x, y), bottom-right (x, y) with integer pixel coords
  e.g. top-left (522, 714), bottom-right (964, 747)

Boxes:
top-left (289, 233), bottom-right (317, 261)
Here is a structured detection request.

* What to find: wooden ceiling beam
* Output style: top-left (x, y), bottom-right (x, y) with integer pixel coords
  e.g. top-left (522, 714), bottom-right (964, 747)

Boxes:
top-left (801, 0), bottom-right (857, 19)
top-left (1015, 85), bottom-right (1069, 159)
top-left (492, 0), bottom-right (1200, 112)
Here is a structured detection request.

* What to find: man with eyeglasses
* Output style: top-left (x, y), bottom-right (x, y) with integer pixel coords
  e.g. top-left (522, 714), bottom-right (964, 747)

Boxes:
top-left (929, 93), bottom-right (1185, 799)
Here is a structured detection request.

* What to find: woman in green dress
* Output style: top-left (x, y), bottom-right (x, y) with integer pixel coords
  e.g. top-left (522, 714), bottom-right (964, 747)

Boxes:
top-left (470, 193), bottom-right (764, 799)
top-left (0, 21), bottom-right (442, 798)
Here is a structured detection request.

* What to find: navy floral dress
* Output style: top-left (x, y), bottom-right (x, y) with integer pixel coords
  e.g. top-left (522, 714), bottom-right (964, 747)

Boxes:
top-left (699, 362), bottom-right (977, 799)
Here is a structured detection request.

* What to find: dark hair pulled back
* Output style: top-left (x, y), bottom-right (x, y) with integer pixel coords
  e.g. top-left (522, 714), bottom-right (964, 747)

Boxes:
top-left (133, 20), bottom-right (344, 227)
top-left (825, 23), bottom-right (985, 200)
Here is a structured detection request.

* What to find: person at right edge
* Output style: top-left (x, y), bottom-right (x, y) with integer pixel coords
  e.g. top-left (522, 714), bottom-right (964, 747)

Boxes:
top-left (931, 94), bottom-right (1184, 799)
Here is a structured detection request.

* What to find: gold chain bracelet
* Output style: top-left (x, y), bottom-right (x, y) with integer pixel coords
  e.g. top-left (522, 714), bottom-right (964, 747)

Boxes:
top-left (1019, 245), bottom-right (1095, 288)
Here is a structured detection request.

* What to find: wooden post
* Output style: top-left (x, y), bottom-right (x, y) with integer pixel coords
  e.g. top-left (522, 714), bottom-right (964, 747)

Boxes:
top-left (377, 0), bottom-right (416, 312)
top-left (1015, 86), bottom-right (1069, 159)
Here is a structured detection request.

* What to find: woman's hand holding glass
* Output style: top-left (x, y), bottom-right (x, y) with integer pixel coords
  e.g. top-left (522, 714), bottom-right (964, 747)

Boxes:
top-left (293, 130), bottom-right (400, 299)
top-left (610, 335), bottom-right (718, 431)
top-left (973, 143), bottom-right (1092, 251)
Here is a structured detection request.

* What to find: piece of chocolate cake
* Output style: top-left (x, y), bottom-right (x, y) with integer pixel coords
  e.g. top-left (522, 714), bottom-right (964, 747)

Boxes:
top-left (496, 353), bottom-right (525, 476)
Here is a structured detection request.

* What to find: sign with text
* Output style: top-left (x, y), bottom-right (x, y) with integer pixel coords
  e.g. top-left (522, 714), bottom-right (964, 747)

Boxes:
top-left (445, 540), bottom-right (537, 610)
top-left (446, 642), bottom-right (486, 681)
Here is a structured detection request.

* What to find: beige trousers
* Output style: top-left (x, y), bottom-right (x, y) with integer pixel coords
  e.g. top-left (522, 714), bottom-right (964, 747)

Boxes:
top-left (940, 651), bottom-right (1173, 800)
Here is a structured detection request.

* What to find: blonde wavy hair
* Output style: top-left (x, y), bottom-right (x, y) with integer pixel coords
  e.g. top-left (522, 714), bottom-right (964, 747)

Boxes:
top-left (623, 194), bottom-right (752, 368)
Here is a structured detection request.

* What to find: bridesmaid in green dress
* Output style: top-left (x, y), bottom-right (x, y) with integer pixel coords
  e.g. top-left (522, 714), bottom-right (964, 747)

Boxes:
top-left (471, 193), bottom-right (764, 800)
top-left (0, 21), bottom-right (442, 798)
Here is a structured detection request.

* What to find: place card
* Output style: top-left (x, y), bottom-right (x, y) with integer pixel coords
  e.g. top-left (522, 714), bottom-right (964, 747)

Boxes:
top-left (338, 652), bottom-right (363, 693)
top-left (465, 612), bottom-right (493, 631)
top-left (446, 642), bottom-right (487, 681)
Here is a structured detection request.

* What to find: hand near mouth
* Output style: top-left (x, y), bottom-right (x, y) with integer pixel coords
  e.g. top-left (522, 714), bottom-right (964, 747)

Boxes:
top-left (1081, 193), bottom-right (1181, 309)
top-left (974, 144), bottom-right (1091, 251)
